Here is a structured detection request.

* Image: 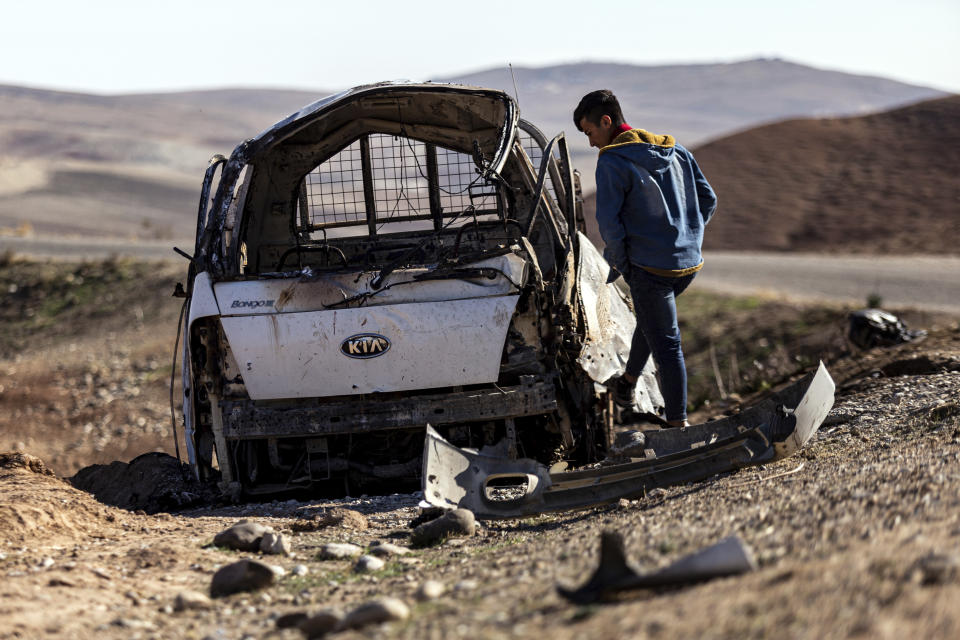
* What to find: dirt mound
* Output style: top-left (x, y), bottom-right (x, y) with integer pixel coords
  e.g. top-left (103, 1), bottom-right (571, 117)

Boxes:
top-left (582, 96), bottom-right (960, 255)
top-left (0, 451), bottom-right (55, 476)
top-left (695, 95), bottom-right (960, 254)
top-left (0, 450), bottom-right (125, 544)
top-left (69, 452), bottom-right (216, 514)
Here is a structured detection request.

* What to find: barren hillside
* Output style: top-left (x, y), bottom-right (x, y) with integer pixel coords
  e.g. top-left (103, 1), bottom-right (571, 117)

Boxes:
top-left (0, 60), bottom-right (945, 243)
top-left (0, 255), bottom-right (958, 638)
top-left (583, 95), bottom-right (960, 255)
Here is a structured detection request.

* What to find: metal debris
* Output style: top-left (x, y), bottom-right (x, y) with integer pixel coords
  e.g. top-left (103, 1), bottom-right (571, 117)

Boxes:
top-left (557, 531), bottom-right (757, 604)
top-left (422, 362), bottom-right (834, 519)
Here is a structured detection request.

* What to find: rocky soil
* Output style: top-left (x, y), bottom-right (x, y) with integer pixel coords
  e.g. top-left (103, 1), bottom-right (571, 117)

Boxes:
top-left (0, 327), bottom-right (958, 639)
top-left (1, 256), bottom-right (959, 639)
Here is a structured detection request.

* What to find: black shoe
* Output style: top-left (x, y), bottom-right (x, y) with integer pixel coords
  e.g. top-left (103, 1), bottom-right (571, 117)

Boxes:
top-left (611, 375), bottom-right (636, 409)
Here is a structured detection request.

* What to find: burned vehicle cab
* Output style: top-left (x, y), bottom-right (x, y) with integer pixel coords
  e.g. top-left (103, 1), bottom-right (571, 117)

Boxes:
top-left (182, 83), bottom-right (662, 495)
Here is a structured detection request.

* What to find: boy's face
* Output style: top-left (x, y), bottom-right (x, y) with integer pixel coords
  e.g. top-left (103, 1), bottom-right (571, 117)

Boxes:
top-left (579, 114), bottom-right (616, 149)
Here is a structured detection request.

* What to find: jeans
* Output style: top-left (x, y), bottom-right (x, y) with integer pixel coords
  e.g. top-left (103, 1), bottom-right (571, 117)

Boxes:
top-left (624, 267), bottom-right (696, 422)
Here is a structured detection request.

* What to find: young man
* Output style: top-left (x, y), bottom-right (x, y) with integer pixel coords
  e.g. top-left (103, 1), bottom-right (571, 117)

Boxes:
top-left (574, 90), bottom-right (717, 428)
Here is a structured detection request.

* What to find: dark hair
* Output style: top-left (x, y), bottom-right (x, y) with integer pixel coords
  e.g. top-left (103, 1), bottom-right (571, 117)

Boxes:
top-left (573, 90), bottom-right (625, 131)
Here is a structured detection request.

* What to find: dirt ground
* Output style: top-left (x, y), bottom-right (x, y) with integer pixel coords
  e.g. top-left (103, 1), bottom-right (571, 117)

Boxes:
top-left (1, 258), bottom-right (959, 639)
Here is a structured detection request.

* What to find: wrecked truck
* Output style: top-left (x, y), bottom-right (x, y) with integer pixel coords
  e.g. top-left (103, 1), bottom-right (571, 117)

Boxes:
top-left (179, 82), bottom-right (665, 496)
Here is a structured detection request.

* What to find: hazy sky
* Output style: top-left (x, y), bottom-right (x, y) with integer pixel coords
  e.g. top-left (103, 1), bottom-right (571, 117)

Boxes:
top-left (2, 0), bottom-right (958, 94)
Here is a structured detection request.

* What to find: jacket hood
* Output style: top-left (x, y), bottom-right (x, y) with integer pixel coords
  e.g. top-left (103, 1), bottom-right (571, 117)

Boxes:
top-left (599, 128), bottom-right (676, 174)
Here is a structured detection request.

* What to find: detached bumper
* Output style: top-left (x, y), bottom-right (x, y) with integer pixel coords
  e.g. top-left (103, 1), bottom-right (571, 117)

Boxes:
top-left (423, 362), bottom-right (835, 519)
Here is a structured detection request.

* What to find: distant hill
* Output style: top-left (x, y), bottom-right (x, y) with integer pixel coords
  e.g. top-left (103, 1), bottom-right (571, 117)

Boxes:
top-left (442, 58), bottom-right (947, 191)
top-left (0, 86), bottom-right (322, 242)
top-left (0, 60), bottom-right (947, 243)
top-left (697, 95), bottom-right (960, 254)
top-left (583, 96), bottom-right (960, 255)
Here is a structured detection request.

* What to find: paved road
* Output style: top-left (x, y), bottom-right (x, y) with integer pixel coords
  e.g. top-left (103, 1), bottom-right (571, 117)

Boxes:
top-left (3, 236), bottom-right (958, 314)
top-left (695, 251), bottom-right (960, 314)
top-left (0, 235), bottom-right (188, 262)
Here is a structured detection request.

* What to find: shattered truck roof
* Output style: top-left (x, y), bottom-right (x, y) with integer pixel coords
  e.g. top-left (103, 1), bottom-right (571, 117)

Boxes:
top-left (229, 82), bottom-right (519, 173)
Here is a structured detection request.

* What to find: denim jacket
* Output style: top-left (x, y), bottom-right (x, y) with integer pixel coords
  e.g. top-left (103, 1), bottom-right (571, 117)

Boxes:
top-left (595, 129), bottom-right (717, 277)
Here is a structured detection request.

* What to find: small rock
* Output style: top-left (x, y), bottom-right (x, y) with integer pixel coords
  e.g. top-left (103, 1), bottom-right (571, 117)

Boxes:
top-left (354, 555), bottom-right (385, 573)
top-left (210, 559), bottom-right (276, 597)
top-left (40, 557), bottom-right (54, 569)
top-left (291, 564), bottom-right (309, 576)
top-left (913, 552), bottom-right (959, 585)
top-left (454, 579), bottom-right (478, 592)
top-left (275, 611), bottom-right (308, 629)
top-left (270, 564), bottom-right (286, 578)
top-left (299, 608), bottom-right (344, 638)
top-left (298, 507), bottom-right (370, 531)
top-left (415, 579), bottom-right (445, 601)
top-left (318, 543), bottom-right (363, 560)
top-left (611, 429), bottom-right (647, 456)
top-left (259, 531), bottom-right (291, 556)
top-left (110, 618), bottom-right (154, 630)
top-left (47, 577), bottom-right (76, 588)
top-left (410, 508), bottom-right (475, 547)
top-left (341, 597), bottom-right (410, 630)
top-left (370, 542), bottom-right (410, 557)
top-left (173, 590), bottom-right (213, 612)
top-left (213, 521), bottom-right (269, 551)
top-left (91, 567), bottom-right (111, 580)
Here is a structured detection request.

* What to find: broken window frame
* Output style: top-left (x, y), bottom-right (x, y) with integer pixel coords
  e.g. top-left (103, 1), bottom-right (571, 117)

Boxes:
top-left (294, 133), bottom-right (503, 241)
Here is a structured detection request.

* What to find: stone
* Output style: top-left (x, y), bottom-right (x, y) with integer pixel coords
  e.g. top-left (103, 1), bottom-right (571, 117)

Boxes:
top-left (454, 579), bottom-right (478, 592)
top-left (275, 611), bottom-right (308, 629)
top-left (415, 579), bottom-right (445, 601)
top-left (213, 521), bottom-right (269, 552)
top-left (611, 429), bottom-right (647, 456)
top-left (354, 555), bottom-right (385, 573)
top-left (259, 531), bottom-right (291, 556)
top-left (298, 608), bottom-right (344, 638)
top-left (913, 552), bottom-right (959, 585)
top-left (369, 542), bottom-right (410, 557)
top-left (291, 564), bottom-right (309, 576)
top-left (341, 597), bottom-right (409, 630)
top-left (293, 507), bottom-right (369, 532)
top-left (173, 590), bottom-right (213, 612)
top-left (318, 543), bottom-right (363, 560)
top-left (210, 559), bottom-right (276, 597)
top-left (410, 508), bottom-right (475, 547)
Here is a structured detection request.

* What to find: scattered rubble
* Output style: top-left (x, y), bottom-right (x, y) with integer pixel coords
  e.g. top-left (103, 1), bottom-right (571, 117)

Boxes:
top-left (298, 608), bottom-right (344, 638)
top-left (410, 508), bottom-right (476, 547)
top-left (318, 543), bottom-right (363, 560)
top-left (369, 542), bottom-right (410, 557)
top-left (173, 590), bottom-right (213, 612)
top-left (341, 597), bottom-right (410, 630)
top-left (259, 531), bottom-right (291, 556)
top-left (293, 506), bottom-right (369, 532)
top-left (209, 559), bottom-right (276, 597)
top-left (213, 520), bottom-right (269, 551)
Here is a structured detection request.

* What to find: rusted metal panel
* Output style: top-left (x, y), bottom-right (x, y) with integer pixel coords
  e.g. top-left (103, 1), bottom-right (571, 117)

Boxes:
top-left (220, 379), bottom-right (557, 439)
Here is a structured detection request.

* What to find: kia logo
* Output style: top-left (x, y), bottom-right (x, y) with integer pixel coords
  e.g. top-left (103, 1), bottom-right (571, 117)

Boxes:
top-left (340, 333), bottom-right (391, 359)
